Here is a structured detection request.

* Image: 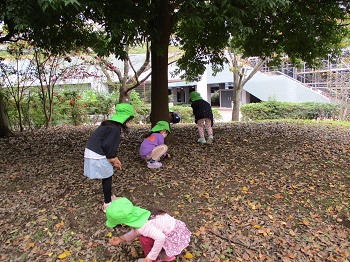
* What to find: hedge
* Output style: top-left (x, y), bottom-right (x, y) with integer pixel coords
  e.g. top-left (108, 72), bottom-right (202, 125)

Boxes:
top-left (241, 101), bottom-right (341, 121)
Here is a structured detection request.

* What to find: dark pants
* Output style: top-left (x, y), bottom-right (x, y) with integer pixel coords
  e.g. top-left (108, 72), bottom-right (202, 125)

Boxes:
top-left (102, 176), bottom-right (112, 203)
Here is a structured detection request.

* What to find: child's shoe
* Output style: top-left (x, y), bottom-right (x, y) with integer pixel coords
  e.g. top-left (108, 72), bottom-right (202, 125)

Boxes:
top-left (147, 161), bottom-right (162, 169)
top-left (207, 136), bottom-right (214, 144)
top-left (111, 195), bottom-right (119, 201)
top-left (103, 202), bottom-right (111, 212)
top-left (102, 195), bottom-right (119, 212)
top-left (197, 138), bottom-right (206, 143)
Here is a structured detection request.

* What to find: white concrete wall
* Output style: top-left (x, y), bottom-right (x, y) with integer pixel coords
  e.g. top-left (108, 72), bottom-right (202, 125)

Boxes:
top-left (196, 67), bottom-right (208, 101)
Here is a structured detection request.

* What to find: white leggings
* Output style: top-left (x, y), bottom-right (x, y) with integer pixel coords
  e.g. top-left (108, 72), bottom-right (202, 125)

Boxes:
top-left (146, 144), bottom-right (168, 161)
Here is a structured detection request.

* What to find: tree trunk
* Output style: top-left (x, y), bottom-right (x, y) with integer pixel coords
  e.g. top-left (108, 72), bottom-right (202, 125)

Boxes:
top-left (231, 56), bottom-right (241, 121)
top-left (15, 101), bottom-right (24, 132)
top-left (150, 0), bottom-right (171, 127)
top-left (232, 84), bottom-right (242, 121)
top-left (119, 88), bottom-right (130, 103)
top-left (0, 93), bottom-right (12, 138)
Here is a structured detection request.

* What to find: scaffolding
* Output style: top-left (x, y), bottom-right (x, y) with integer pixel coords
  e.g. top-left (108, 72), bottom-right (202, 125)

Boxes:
top-left (248, 54), bottom-right (350, 99)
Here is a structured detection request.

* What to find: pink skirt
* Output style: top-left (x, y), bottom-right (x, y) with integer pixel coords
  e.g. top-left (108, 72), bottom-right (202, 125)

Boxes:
top-left (163, 220), bottom-right (191, 257)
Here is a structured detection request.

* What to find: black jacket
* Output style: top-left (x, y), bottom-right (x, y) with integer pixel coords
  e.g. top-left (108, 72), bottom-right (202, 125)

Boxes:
top-left (85, 124), bottom-right (121, 159)
top-left (191, 99), bottom-right (214, 126)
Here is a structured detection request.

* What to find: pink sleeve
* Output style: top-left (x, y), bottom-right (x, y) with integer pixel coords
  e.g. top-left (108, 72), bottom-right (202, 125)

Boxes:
top-left (140, 224), bottom-right (166, 260)
top-left (122, 229), bottom-right (140, 243)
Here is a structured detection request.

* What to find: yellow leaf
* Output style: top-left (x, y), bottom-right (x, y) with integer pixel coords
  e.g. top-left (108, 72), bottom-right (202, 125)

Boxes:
top-left (242, 186), bottom-right (248, 191)
top-left (130, 246), bottom-right (138, 258)
top-left (303, 219), bottom-right (310, 225)
top-left (253, 224), bottom-right (261, 229)
top-left (58, 251), bottom-right (71, 259)
top-left (184, 252), bottom-right (194, 258)
top-left (289, 253), bottom-right (296, 258)
top-left (29, 242), bottom-right (35, 247)
top-left (106, 232), bottom-right (113, 238)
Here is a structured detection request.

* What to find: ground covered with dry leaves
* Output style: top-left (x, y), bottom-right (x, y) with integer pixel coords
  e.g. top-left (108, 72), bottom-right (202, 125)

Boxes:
top-left (0, 121), bottom-right (349, 262)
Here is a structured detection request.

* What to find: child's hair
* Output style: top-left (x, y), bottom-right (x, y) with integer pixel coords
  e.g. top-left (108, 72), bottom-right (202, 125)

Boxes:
top-left (142, 130), bottom-right (160, 139)
top-left (148, 208), bottom-right (167, 219)
top-left (101, 116), bottom-right (134, 132)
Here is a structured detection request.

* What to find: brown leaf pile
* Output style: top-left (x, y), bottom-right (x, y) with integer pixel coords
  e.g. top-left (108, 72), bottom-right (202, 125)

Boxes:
top-left (0, 121), bottom-right (349, 262)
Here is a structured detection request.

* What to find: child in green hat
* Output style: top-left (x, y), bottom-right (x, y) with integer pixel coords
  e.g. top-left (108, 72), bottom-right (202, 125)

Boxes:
top-left (106, 197), bottom-right (191, 262)
top-left (84, 103), bottom-right (135, 212)
top-left (139, 121), bottom-right (171, 169)
top-left (190, 91), bottom-right (214, 144)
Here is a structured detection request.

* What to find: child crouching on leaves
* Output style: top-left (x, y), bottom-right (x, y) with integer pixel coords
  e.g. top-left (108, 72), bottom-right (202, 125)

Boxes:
top-left (140, 121), bottom-right (171, 169)
top-left (106, 197), bottom-right (191, 262)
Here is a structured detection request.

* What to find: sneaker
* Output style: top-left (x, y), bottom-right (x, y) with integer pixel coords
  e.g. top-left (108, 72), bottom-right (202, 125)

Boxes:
top-left (111, 195), bottom-right (119, 201)
top-left (103, 202), bottom-right (111, 213)
top-left (207, 136), bottom-right (214, 144)
top-left (147, 161), bottom-right (162, 169)
top-left (198, 138), bottom-right (206, 143)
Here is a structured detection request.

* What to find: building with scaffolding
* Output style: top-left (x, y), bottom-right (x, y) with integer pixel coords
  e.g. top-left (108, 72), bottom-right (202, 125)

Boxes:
top-left (256, 54), bottom-right (350, 100)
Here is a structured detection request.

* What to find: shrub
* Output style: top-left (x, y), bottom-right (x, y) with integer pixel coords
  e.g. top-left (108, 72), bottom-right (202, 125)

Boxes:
top-left (241, 101), bottom-right (340, 121)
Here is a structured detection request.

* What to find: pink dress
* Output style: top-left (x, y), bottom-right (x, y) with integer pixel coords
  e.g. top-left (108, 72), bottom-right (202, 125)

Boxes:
top-left (122, 213), bottom-right (191, 260)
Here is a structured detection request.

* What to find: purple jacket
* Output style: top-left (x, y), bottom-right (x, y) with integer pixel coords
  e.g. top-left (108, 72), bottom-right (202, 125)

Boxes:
top-left (140, 133), bottom-right (164, 158)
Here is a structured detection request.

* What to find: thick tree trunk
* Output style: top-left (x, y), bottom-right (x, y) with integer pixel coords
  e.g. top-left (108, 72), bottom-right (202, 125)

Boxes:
top-left (150, 0), bottom-right (171, 127)
top-left (119, 88), bottom-right (131, 103)
top-left (0, 94), bottom-right (12, 138)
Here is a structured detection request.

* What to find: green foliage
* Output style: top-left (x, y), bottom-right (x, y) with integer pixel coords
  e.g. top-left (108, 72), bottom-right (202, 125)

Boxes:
top-left (81, 90), bottom-right (116, 116)
top-left (176, 0), bottom-right (349, 80)
top-left (211, 91), bottom-right (220, 106)
top-left (129, 90), bottom-right (143, 106)
top-left (241, 101), bottom-right (341, 121)
top-left (122, 104), bottom-right (223, 124)
top-left (58, 91), bottom-right (89, 126)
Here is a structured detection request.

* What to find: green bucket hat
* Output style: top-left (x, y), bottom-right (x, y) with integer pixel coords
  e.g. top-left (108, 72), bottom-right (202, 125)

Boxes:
top-left (190, 91), bottom-right (202, 101)
top-left (105, 198), bottom-right (151, 228)
top-left (151, 121), bottom-right (171, 133)
top-left (109, 103), bottom-right (135, 124)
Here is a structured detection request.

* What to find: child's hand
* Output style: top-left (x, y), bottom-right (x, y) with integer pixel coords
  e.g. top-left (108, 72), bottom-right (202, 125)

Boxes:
top-left (109, 157), bottom-right (122, 170)
top-left (165, 153), bottom-right (171, 159)
top-left (113, 158), bottom-right (122, 170)
top-left (109, 236), bottom-right (123, 246)
top-left (144, 257), bottom-right (152, 262)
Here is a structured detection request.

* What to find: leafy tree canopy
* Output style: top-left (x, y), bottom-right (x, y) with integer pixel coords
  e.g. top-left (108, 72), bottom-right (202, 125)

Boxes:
top-left (2, 0), bottom-right (348, 78)
top-left (175, 0), bottom-right (350, 81)
top-left (0, 0), bottom-right (101, 54)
